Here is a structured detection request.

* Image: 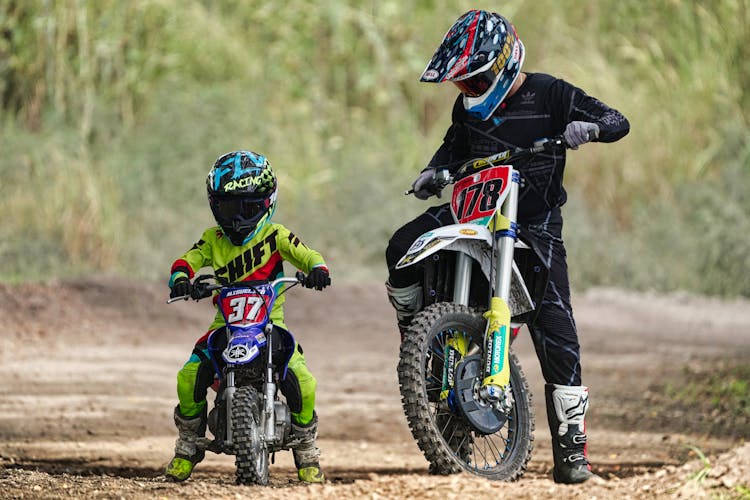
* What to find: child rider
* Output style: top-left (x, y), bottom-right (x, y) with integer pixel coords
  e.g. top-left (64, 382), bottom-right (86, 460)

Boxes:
top-left (164, 150), bottom-right (331, 484)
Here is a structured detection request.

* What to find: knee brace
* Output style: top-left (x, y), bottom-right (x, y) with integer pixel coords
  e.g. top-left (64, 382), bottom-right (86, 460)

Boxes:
top-left (385, 281), bottom-right (423, 325)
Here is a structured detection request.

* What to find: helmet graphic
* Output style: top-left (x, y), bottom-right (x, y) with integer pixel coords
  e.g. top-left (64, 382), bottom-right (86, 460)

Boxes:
top-left (420, 10), bottom-right (525, 121)
top-left (206, 150), bottom-right (278, 246)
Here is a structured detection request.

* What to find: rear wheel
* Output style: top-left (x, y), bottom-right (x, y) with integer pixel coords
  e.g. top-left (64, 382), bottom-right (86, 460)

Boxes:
top-left (232, 386), bottom-right (269, 485)
top-left (398, 302), bottom-right (534, 480)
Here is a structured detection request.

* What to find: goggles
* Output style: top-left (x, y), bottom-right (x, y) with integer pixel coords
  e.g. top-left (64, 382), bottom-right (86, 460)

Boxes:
top-left (451, 30), bottom-right (518, 98)
top-left (452, 67), bottom-right (497, 97)
top-left (211, 196), bottom-right (269, 221)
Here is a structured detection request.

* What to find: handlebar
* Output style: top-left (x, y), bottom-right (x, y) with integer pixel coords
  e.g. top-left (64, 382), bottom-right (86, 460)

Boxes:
top-left (405, 135), bottom-right (570, 196)
top-left (166, 272), bottom-right (307, 304)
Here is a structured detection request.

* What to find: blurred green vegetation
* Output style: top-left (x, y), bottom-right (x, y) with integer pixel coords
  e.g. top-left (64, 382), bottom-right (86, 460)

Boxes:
top-left (671, 364), bottom-right (749, 415)
top-left (660, 361), bottom-right (750, 439)
top-left (1, 0), bottom-right (748, 296)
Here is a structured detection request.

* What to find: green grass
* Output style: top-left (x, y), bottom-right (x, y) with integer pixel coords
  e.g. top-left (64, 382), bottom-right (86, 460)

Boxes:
top-left (668, 364), bottom-right (750, 420)
top-left (685, 445), bottom-right (711, 483)
top-left (651, 361), bottom-right (750, 440)
top-left (2, 0), bottom-right (749, 295)
top-left (603, 358), bottom-right (750, 441)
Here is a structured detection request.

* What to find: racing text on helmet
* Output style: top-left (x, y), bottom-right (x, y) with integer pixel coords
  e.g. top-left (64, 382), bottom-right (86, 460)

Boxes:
top-left (206, 150), bottom-right (278, 246)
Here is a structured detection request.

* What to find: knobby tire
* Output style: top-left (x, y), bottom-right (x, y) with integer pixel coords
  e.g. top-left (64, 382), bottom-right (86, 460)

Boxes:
top-left (232, 386), bottom-right (269, 485)
top-left (397, 302), bottom-right (534, 481)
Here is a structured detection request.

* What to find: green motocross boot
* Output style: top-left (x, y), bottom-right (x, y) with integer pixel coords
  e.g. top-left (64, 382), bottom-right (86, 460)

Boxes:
top-left (292, 414), bottom-right (325, 483)
top-left (165, 406), bottom-right (207, 482)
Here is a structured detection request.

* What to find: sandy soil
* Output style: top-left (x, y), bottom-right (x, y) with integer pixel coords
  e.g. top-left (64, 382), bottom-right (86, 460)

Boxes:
top-left (1, 278), bottom-right (749, 499)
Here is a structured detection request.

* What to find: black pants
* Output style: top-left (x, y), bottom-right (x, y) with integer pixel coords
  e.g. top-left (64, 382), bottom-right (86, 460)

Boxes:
top-left (385, 204), bottom-right (582, 386)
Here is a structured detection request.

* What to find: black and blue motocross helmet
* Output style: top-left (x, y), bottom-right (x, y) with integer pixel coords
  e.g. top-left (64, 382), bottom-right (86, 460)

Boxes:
top-left (206, 150), bottom-right (278, 246)
top-left (420, 10), bottom-right (525, 121)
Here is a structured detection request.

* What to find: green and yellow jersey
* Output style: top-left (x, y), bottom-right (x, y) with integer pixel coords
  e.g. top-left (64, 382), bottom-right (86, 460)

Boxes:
top-left (170, 222), bottom-right (327, 332)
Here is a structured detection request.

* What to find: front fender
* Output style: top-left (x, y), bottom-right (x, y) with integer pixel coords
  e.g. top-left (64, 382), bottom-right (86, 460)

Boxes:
top-left (222, 328), bottom-right (267, 365)
top-left (395, 224), bottom-right (493, 269)
top-left (396, 224), bottom-right (535, 318)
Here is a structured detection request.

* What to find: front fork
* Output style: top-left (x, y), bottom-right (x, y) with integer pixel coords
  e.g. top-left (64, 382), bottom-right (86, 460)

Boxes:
top-left (222, 324), bottom-right (278, 449)
top-left (262, 324), bottom-right (277, 443)
top-left (449, 169), bottom-right (520, 412)
top-left (224, 371), bottom-right (236, 446)
top-left (481, 169), bottom-right (520, 411)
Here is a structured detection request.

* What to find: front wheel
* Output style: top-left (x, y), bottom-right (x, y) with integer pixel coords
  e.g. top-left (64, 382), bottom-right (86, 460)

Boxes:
top-left (232, 386), bottom-right (269, 485)
top-left (398, 302), bottom-right (534, 480)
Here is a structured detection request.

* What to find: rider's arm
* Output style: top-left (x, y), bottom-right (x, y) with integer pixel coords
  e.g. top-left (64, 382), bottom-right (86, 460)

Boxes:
top-left (548, 78), bottom-right (630, 143)
top-left (273, 224), bottom-right (327, 273)
top-left (426, 95), bottom-right (471, 173)
top-left (169, 228), bottom-right (215, 286)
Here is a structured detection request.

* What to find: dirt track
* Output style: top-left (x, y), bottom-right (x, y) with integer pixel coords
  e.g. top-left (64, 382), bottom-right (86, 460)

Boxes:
top-left (1, 278), bottom-right (749, 499)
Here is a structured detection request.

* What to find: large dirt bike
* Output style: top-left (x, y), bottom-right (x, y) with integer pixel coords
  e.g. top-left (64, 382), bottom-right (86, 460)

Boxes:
top-left (168, 273), bottom-right (309, 485)
top-left (396, 136), bottom-right (574, 480)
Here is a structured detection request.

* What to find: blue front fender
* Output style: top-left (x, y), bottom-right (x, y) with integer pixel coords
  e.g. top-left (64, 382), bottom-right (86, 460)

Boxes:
top-left (222, 327), bottom-right (267, 365)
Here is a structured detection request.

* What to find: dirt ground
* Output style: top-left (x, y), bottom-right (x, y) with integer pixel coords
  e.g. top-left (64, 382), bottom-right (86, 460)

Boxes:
top-left (1, 277), bottom-right (749, 499)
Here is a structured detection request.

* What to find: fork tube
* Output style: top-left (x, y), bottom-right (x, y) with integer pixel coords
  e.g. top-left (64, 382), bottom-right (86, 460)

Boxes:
top-left (494, 170), bottom-right (520, 300)
top-left (264, 330), bottom-right (276, 441)
top-left (479, 169), bottom-right (521, 403)
top-left (225, 370), bottom-right (236, 446)
top-left (453, 252), bottom-right (472, 306)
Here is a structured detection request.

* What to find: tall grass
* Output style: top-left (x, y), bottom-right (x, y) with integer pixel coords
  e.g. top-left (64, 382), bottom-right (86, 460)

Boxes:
top-left (554, 0), bottom-right (750, 296)
top-left (1, 0), bottom-right (748, 296)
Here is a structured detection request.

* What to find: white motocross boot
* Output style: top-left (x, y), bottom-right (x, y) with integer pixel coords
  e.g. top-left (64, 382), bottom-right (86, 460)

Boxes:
top-left (545, 384), bottom-right (597, 484)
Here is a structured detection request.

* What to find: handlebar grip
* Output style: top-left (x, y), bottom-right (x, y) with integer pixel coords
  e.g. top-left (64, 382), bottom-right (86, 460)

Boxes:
top-left (190, 285), bottom-right (214, 300)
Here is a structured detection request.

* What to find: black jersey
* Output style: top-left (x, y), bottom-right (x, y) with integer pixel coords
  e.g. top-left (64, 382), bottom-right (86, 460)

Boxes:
top-left (427, 73), bottom-right (630, 222)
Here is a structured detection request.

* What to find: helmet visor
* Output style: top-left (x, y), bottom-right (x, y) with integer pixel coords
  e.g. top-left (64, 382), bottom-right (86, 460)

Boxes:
top-left (211, 196), bottom-right (269, 222)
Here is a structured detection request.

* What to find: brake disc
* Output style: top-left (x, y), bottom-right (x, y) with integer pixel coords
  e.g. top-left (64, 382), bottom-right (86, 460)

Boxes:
top-left (452, 355), bottom-right (508, 435)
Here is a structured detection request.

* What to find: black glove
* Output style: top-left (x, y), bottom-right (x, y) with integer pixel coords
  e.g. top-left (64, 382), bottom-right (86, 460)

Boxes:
top-left (304, 267), bottom-right (331, 291)
top-left (190, 282), bottom-right (213, 300)
top-left (170, 276), bottom-right (192, 299)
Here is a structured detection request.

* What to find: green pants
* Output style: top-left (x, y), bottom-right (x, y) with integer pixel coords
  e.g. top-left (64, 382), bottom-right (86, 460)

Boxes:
top-left (176, 334), bottom-right (317, 426)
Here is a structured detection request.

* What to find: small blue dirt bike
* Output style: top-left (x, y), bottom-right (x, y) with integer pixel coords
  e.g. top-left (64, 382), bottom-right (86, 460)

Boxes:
top-left (168, 272), bottom-right (308, 485)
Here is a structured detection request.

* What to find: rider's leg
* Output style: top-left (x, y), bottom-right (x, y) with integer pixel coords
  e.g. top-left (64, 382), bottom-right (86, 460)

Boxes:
top-left (530, 303), bottom-right (595, 483)
top-left (523, 209), bottom-right (596, 483)
top-left (165, 343), bottom-right (215, 482)
top-left (385, 204), bottom-right (453, 335)
top-left (281, 343), bottom-right (325, 483)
